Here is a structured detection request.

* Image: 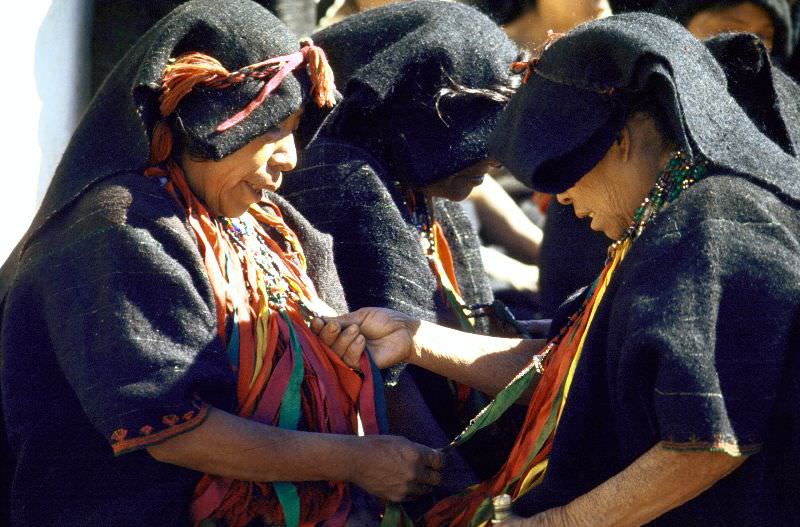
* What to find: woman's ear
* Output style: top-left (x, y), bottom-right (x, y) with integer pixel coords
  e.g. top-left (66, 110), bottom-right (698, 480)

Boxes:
top-left (616, 123), bottom-right (632, 163)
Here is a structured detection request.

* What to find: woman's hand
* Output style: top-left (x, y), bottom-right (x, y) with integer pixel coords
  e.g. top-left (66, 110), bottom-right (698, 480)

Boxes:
top-left (311, 307), bottom-right (419, 369)
top-left (349, 435), bottom-right (444, 502)
top-left (310, 318), bottom-right (366, 368)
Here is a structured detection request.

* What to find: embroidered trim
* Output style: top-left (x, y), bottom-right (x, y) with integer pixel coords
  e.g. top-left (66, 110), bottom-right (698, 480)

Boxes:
top-left (662, 437), bottom-right (762, 457)
top-left (110, 398), bottom-right (209, 456)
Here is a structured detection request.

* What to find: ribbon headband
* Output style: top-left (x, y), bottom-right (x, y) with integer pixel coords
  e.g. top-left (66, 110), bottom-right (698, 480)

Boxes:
top-left (159, 37), bottom-right (336, 131)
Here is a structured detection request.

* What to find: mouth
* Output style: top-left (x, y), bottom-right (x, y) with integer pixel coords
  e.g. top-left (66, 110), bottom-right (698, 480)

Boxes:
top-left (575, 210), bottom-right (594, 220)
top-left (245, 180), bottom-right (279, 201)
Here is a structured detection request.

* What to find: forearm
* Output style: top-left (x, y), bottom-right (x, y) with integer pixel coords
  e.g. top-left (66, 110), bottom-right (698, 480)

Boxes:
top-left (409, 320), bottom-right (546, 396)
top-left (553, 442), bottom-right (747, 527)
top-left (470, 176), bottom-right (542, 263)
top-left (147, 406), bottom-right (359, 483)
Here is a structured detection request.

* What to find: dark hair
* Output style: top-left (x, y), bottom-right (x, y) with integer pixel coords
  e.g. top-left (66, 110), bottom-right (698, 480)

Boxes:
top-left (434, 50), bottom-right (529, 123)
top-left (624, 86), bottom-right (678, 150)
top-left (168, 114), bottom-right (210, 161)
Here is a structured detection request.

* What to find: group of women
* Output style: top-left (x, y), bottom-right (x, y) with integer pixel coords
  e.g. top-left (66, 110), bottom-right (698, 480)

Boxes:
top-left (1, 0), bottom-right (799, 526)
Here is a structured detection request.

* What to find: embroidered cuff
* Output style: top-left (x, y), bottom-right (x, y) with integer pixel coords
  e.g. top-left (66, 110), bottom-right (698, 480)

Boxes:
top-left (109, 397), bottom-right (210, 456)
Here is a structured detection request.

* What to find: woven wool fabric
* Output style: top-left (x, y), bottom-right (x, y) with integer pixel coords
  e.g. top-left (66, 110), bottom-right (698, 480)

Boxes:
top-left (305, 0), bottom-right (520, 188)
top-left (538, 30), bottom-right (800, 318)
top-left (0, 1), bottom-right (350, 524)
top-left (488, 13), bottom-right (800, 524)
top-left (282, 138), bottom-right (526, 487)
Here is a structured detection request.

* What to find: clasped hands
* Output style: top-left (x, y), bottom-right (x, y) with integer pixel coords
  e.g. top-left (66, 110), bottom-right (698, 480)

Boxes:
top-left (309, 306), bottom-right (418, 371)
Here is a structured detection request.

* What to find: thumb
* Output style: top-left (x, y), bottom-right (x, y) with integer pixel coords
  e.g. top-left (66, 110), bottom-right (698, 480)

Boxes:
top-left (322, 307), bottom-right (375, 327)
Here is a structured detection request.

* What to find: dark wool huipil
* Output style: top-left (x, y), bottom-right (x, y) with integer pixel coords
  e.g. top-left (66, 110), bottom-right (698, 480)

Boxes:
top-left (281, 1), bottom-right (522, 483)
top-left (0, 1), bottom-right (346, 525)
top-left (490, 13), bottom-right (800, 525)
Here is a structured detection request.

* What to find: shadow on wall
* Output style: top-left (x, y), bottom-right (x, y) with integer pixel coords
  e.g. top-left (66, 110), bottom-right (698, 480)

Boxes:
top-left (35, 0), bottom-right (93, 202)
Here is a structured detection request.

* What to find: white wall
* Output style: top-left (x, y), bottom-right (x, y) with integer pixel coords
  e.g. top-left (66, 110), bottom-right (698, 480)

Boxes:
top-left (0, 1), bottom-right (92, 263)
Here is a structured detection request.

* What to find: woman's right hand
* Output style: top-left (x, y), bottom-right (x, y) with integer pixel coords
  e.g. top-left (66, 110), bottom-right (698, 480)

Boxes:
top-left (349, 435), bottom-right (444, 502)
top-left (311, 307), bottom-right (419, 369)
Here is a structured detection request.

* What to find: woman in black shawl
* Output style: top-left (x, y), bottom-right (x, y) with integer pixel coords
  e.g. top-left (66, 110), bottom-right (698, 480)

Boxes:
top-left (538, 1), bottom-right (800, 317)
top-left (324, 12), bottom-right (800, 525)
top-left (281, 1), bottom-right (525, 487)
top-left (0, 1), bottom-right (442, 525)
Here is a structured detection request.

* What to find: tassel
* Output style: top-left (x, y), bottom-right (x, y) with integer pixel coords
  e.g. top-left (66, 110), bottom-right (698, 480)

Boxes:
top-left (300, 38), bottom-right (337, 109)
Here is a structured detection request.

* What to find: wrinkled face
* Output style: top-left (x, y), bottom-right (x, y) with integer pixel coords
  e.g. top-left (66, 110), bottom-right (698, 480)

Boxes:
top-left (181, 110), bottom-right (302, 218)
top-left (687, 2), bottom-right (775, 50)
top-left (420, 158), bottom-right (500, 202)
top-left (555, 116), bottom-right (669, 240)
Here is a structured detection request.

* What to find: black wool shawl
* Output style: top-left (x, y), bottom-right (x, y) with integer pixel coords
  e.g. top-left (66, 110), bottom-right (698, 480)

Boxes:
top-left (488, 13), bottom-right (800, 524)
top-left (538, 31), bottom-right (800, 318)
top-left (0, 1), bottom-right (347, 524)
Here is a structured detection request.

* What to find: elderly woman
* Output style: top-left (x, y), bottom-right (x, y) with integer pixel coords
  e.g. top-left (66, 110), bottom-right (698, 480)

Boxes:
top-left (538, 25), bottom-right (800, 317)
top-left (325, 12), bottom-right (800, 526)
top-left (281, 1), bottom-right (526, 486)
top-left (0, 1), bottom-right (442, 526)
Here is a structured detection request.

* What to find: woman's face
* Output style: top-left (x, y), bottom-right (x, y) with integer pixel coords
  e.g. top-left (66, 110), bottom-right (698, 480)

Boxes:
top-left (555, 115), bottom-right (670, 240)
top-left (537, 0), bottom-right (612, 31)
top-left (506, 0), bottom-right (611, 46)
top-left (687, 2), bottom-right (775, 50)
top-left (420, 159), bottom-right (500, 202)
top-left (181, 110), bottom-right (302, 218)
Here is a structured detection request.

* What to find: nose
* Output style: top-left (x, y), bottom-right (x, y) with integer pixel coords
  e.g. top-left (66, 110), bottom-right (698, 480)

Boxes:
top-left (556, 192), bottom-right (572, 206)
top-left (269, 133), bottom-right (297, 172)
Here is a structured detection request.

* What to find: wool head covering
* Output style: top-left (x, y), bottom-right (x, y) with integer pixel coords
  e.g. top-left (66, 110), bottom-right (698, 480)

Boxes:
top-left (489, 12), bottom-right (800, 205)
top-left (654, 0), bottom-right (795, 59)
top-left (0, 0), bottom-right (334, 300)
top-left (307, 0), bottom-right (521, 187)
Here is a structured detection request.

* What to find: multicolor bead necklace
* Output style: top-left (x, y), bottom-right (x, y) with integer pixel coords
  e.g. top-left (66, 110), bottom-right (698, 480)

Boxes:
top-left (609, 150), bottom-right (707, 255)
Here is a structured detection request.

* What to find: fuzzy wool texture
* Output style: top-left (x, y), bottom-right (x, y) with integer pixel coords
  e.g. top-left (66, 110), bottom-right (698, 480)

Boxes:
top-left (0, 0), bottom-right (307, 296)
top-left (0, 172), bottom-right (350, 526)
top-left (306, 0), bottom-right (520, 188)
top-left (282, 139), bottom-right (524, 485)
top-left (487, 13), bottom-right (800, 524)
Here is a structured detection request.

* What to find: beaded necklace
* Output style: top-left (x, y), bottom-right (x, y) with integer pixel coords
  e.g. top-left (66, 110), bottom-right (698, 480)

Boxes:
top-left (426, 150), bottom-right (707, 527)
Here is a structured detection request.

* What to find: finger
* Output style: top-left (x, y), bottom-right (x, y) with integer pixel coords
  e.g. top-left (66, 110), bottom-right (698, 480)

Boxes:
top-left (423, 448), bottom-right (445, 470)
top-left (415, 467), bottom-right (442, 487)
top-left (342, 334), bottom-right (366, 369)
top-left (309, 317), bottom-right (325, 335)
top-left (322, 309), bottom-right (367, 328)
top-left (331, 324), bottom-right (360, 358)
top-left (319, 322), bottom-right (341, 348)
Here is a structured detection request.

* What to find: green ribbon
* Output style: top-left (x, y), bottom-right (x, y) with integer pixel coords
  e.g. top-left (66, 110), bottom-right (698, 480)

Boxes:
top-left (273, 308), bottom-right (305, 527)
top-left (449, 363), bottom-right (538, 449)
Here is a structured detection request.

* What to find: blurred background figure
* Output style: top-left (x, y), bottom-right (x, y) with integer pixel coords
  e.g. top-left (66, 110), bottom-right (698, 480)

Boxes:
top-left (317, 0), bottom-right (401, 27)
top-left (653, 0), bottom-right (796, 61)
top-left (463, 0), bottom-right (612, 50)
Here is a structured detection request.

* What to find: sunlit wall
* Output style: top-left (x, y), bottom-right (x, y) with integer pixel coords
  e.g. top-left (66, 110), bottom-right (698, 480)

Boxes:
top-left (0, 1), bottom-right (92, 263)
